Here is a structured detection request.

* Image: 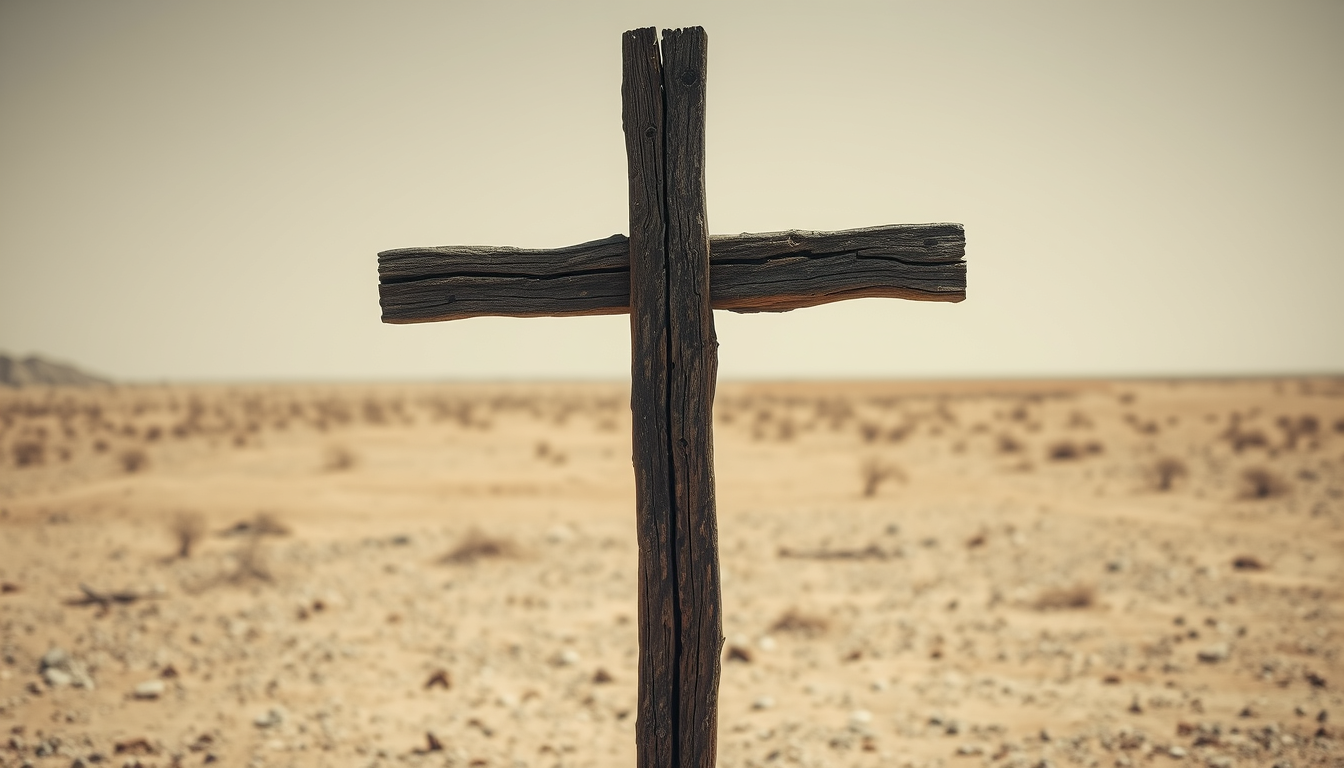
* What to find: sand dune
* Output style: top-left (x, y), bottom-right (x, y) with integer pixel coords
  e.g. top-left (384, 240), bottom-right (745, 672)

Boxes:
top-left (0, 377), bottom-right (1341, 767)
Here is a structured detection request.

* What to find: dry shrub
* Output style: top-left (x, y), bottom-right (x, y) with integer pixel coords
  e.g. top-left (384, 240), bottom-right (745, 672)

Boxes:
top-left (1277, 414), bottom-right (1320, 450)
top-left (219, 512), bottom-right (291, 538)
top-left (227, 536), bottom-right (274, 584)
top-left (1231, 554), bottom-right (1266, 571)
top-left (1149, 457), bottom-right (1188, 491)
top-left (13, 441), bottom-right (44, 468)
top-left (860, 459), bottom-right (906, 498)
top-left (997, 434), bottom-right (1023, 454)
top-left (323, 444), bottom-right (357, 472)
top-left (1032, 583), bottom-right (1095, 610)
top-left (170, 512), bottom-right (207, 559)
top-left (440, 529), bottom-right (520, 565)
top-left (770, 608), bottom-right (830, 638)
top-left (119, 448), bottom-right (148, 473)
top-left (1046, 440), bottom-right (1103, 462)
top-left (1238, 467), bottom-right (1289, 500)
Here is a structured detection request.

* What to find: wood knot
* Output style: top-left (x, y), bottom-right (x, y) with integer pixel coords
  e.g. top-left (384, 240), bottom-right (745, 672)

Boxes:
top-left (678, 68), bottom-right (700, 88)
top-left (645, 125), bottom-right (656, 139)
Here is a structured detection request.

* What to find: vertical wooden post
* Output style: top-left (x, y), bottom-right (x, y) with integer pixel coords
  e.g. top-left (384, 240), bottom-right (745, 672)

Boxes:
top-left (624, 25), bottom-right (722, 768)
top-left (661, 27), bottom-right (721, 768)
top-left (623, 26), bottom-right (677, 768)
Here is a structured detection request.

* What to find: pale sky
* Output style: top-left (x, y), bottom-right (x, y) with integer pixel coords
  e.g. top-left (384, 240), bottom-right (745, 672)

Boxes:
top-left (2, 1), bottom-right (1341, 382)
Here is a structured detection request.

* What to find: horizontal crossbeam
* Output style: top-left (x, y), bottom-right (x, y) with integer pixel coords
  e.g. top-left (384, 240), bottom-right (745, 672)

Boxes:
top-left (377, 223), bottom-right (965, 324)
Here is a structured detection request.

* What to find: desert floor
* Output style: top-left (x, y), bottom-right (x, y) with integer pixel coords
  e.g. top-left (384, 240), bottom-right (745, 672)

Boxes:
top-left (0, 377), bottom-right (1341, 768)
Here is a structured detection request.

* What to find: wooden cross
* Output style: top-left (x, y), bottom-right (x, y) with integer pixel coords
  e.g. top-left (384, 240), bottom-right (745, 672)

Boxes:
top-left (377, 27), bottom-right (965, 768)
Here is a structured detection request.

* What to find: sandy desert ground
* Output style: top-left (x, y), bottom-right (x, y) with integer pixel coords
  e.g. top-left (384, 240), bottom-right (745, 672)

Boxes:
top-left (0, 377), bottom-right (1341, 768)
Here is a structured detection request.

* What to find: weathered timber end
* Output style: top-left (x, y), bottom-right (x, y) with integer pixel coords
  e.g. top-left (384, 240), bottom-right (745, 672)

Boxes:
top-left (377, 223), bottom-right (966, 323)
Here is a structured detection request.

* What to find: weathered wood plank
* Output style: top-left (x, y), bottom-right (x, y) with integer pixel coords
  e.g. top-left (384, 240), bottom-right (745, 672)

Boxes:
top-left (377, 223), bottom-right (966, 323)
top-left (623, 27), bottom-right (677, 768)
top-left (662, 26), bottom-right (721, 768)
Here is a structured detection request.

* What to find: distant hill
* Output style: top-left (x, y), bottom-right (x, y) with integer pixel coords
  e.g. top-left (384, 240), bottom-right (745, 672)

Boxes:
top-left (0, 353), bottom-right (112, 388)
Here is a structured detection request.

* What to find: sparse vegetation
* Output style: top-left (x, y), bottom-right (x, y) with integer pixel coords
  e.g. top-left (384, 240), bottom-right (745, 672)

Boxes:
top-left (1046, 440), bottom-right (1103, 461)
top-left (323, 444), bottom-right (357, 471)
top-left (13, 440), bottom-right (44, 467)
top-left (119, 448), bottom-right (148, 473)
top-left (860, 458), bottom-right (906, 497)
top-left (1148, 457), bottom-right (1188, 491)
top-left (226, 536), bottom-right (274, 584)
top-left (170, 511), bottom-right (206, 559)
top-left (1032, 583), bottom-right (1095, 610)
top-left (219, 512), bottom-right (291, 538)
top-left (1232, 554), bottom-right (1266, 571)
top-left (440, 529), bottom-right (520, 565)
top-left (769, 608), bottom-right (830, 638)
top-left (1238, 467), bottom-right (1289, 500)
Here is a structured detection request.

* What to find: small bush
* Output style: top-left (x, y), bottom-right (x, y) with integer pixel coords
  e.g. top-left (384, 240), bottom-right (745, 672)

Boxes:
top-left (440, 529), bottom-right (520, 565)
top-left (120, 448), bottom-right (148, 473)
top-left (13, 441), bottom-right (44, 468)
top-left (860, 459), bottom-right (906, 498)
top-left (1149, 457), bottom-right (1188, 491)
top-left (1238, 467), bottom-right (1289, 500)
top-left (769, 608), bottom-right (830, 638)
top-left (1231, 554), bottom-right (1266, 571)
top-left (323, 445), bottom-right (357, 472)
top-left (1047, 440), bottom-right (1101, 461)
top-left (1033, 583), bottom-right (1095, 610)
top-left (170, 512), bottom-right (207, 559)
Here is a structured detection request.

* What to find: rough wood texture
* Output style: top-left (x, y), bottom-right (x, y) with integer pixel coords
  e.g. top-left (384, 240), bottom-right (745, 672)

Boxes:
top-left (623, 26), bottom-right (677, 768)
top-left (662, 26), bottom-right (721, 768)
top-left (377, 223), bottom-right (965, 323)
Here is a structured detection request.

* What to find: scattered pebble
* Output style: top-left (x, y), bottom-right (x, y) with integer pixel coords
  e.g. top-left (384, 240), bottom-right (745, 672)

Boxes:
top-left (1197, 642), bottom-right (1230, 663)
top-left (132, 680), bottom-right (165, 700)
top-left (254, 707), bottom-right (286, 729)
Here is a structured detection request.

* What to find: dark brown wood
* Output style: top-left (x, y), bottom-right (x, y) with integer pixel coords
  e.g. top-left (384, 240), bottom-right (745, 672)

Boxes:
top-left (375, 24), bottom-right (968, 768)
top-left (623, 26), bottom-right (677, 768)
top-left (662, 26), bottom-right (721, 768)
top-left (377, 223), bottom-right (965, 322)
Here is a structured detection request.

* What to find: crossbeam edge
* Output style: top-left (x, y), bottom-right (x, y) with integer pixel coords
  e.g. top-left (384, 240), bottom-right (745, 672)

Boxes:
top-left (377, 223), bottom-right (966, 323)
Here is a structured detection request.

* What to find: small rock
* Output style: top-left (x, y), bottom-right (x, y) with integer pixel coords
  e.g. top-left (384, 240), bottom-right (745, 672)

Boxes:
top-left (848, 710), bottom-right (872, 730)
top-left (752, 696), bottom-right (774, 710)
top-left (254, 707), bottom-right (286, 729)
top-left (38, 646), bottom-right (93, 689)
top-left (1169, 745), bottom-right (1187, 758)
top-left (757, 636), bottom-right (776, 652)
top-left (41, 648), bottom-right (69, 669)
top-left (592, 668), bottom-right (614, 684)
top-left (725, 645), bottom-right (752, 663)
top-left (1197, 642), bottom-right (1230, 663)
top-left (133, 680), bottom-right (165, 700)
top-left (956, 743), bottom-right (984, 755)
top-left (43, 668), bottom-right (73, 687)
top-left (424, 669), bottom-right (452, 690)
top-left (554, 649), bottom-right (580, 667)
